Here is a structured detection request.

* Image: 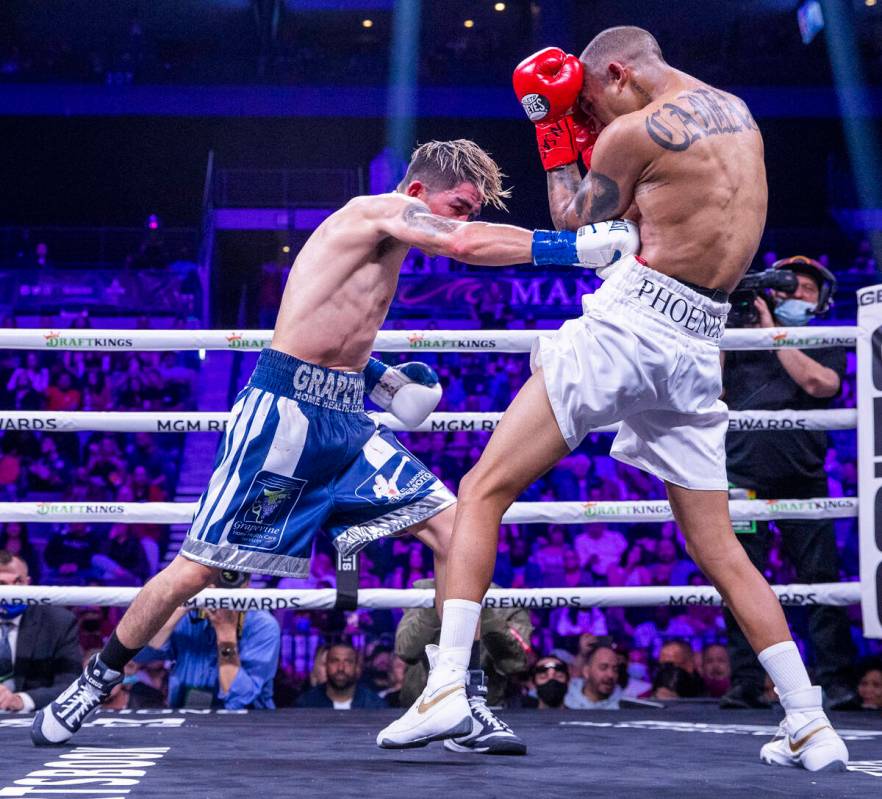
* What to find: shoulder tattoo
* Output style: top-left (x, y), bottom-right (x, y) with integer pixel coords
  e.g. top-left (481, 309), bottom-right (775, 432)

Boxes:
top-left (645, 88), bottom-right (759, 152)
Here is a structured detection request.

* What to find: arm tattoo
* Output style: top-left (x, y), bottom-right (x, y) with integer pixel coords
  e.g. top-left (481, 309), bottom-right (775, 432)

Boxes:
top-left (547, 166), bottom-right (582, 227)
top-left (402, 203), bottom-right (458, 236)
top-left (548, 167), bottom-right (581, 195)
top-left (574, 171), bottom-right (620, 223)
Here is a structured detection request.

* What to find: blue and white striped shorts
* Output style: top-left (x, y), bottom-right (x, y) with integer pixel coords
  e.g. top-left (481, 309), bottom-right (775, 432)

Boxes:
top-left (180, 349), bottom-right (455, 578)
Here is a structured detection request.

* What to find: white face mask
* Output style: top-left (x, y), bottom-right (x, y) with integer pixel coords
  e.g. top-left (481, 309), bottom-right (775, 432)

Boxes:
top-left (774, 298), bottom-right (815, 326)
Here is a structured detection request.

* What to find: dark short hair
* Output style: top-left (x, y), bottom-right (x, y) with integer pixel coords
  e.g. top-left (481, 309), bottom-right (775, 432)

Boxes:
top-left (584, 644), bottom-right (617, 666)
top-left (327, 641), bottom-right (358, 656)
top-left (581, 26), bottom-right (665, 75)
top-left (0, 549), bottom-right (17, 566)
top-left (661, 638), bottom-right (693, 659)
top-left (533, 655), bottom-right (569, 675)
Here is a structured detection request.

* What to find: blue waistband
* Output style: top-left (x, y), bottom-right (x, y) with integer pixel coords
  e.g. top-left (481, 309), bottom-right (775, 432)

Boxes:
top-left (249, 349), bottom-right (365, 413)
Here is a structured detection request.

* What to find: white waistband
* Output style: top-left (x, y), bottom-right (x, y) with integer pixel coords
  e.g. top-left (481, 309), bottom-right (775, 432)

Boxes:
top-left (588, 257), bottom-right (730, 342)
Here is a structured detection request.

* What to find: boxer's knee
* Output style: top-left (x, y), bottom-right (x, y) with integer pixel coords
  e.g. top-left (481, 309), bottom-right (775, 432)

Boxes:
top-left (459, 462), bottom-right (518, 510)
top-left (164, 554), bottom-right (219, 595)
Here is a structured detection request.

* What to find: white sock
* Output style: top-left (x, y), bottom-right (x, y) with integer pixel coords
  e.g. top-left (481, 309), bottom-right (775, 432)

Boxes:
top-left (757, 640), bottom-right (812, 698)
top-left (438, 599), bottom-right (481, 669)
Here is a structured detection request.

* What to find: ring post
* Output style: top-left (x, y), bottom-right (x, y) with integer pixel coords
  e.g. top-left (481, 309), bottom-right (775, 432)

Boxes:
top-left (857, 284), bottom-right (882, 638)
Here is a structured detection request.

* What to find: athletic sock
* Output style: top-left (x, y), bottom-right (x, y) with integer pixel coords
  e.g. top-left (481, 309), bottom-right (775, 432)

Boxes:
top-left (757, 640), bottom-right (812, 699)
top-left (99, 630), bottom-right (143, 672)
top-left (438, 599), bottom-right (481, 671)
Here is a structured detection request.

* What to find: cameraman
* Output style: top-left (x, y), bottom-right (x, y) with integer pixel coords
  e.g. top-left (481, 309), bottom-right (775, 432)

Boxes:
top-left (138, 570), bottom-right (280, 709)
top-left (721, 256), bottom-right (856, 709)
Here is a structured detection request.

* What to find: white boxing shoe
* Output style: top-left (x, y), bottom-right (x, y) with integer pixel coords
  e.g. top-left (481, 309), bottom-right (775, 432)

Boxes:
top-left (760, 686), bottom-right (849, 772)
top-left (377, 645), bottom-right (471, 749)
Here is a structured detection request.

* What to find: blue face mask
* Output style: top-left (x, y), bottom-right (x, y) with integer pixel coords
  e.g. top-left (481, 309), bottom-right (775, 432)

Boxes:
top-left (628, 662), bottom-right (649, 682)
top-left (775, 298), bottom-right (815, 327)
top-left (0, 603), bottom-right (27, 620)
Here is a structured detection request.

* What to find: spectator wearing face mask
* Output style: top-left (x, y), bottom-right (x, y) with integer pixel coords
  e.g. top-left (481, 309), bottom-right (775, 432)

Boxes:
top-left (524, 656), bottom-right (570, 709)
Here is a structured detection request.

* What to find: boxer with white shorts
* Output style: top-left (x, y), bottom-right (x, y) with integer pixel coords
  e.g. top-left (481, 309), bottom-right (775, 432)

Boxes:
top-left (535, 256), bottom-right (729, 490)
top-left (381, 28), bottom-right (849, 773)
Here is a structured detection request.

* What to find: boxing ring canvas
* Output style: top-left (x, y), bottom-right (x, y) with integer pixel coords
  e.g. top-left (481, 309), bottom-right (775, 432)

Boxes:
top-left (2, 707), bottom-right (882, 797)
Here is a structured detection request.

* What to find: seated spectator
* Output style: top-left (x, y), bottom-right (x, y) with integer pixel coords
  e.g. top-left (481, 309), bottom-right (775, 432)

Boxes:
top-left (44, 524), bottom-right (98, 584)
top-left (574, 525), bottom-right (627, 580)
top-left (379, 655), bottom-right (406, 707)
top-left (526, 655), bottom-right (570, 709)
top-left (91, 524), bottom-right (151, 586)
top-left (26, 437), bottom-right (70, 494)
top-left (395, 578), bottom-right (532, 707)
top-left (296, 642), bottom-right (386, 709)
top-left (654, 538), bottom-right (694, 586)
top-left (0, 438), bottom-right (22, 500)
top-left (565, 644), bottom-right (623, 709)
top-left (0, 549), bottom-right (82, 713)
top-left (82, 370), bottom-right (112, 411)
top-left (6, 353), bottom-right (48, 410)
top-left (650, 663), bottom-right (696, 700)
top-left (0, 523), bottom-right (41, 582)
top-left (607, 543), bottom-right (653, 587)
top-left (856, 660), bottom-right (882, 710)
top-left (139, 571), bottom-right (280, 709)
top-left (561, 548), bottom-right (594, 588)
top-left (622, 646), bottom-right (653, 697)
top-left (656, 639), bottom-right (705, 697)
top-left (361, 645), bottom-right (394, 695)
top-left (698, 643), bottom-right (732, 699)
top-left (46, 370), bottom-right (82, 411)
top-left (534, 524), bottom-right (568, 587)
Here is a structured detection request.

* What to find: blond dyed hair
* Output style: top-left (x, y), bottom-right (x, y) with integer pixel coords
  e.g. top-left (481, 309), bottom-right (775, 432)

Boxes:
top-left (400, 139), bottom-right (511, 211)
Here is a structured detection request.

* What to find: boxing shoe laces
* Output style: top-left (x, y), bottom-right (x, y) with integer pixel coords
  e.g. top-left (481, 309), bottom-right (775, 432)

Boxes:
top-left (443, 669), bottom-right (526, 755)
top-left (377, 644), bottom-right (471, 749)
top-left (32, 653), bottom-right (122, 746)
top-left (760, 686), bottom-right (849, 772)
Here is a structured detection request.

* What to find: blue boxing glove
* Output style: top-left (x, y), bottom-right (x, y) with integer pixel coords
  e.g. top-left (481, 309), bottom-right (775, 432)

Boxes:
top-left (531, 219), bottom-right (639, 279)
top-left (363, 357), bottom-right (442, 428)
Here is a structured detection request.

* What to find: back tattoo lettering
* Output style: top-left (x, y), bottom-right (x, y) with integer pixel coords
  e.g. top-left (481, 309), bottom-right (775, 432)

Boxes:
top-left (645, 88), bottom-right (758, 152)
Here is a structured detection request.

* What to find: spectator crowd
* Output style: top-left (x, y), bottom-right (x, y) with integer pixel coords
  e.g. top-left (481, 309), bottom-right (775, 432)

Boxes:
top-left (0, 241), bottom-right (880, 717)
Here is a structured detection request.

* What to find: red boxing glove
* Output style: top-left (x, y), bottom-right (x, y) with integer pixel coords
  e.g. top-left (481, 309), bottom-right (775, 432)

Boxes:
top-left (572, 106), bottom-right (602, 170)
top-left (513, 47), bottom-right (584, 170)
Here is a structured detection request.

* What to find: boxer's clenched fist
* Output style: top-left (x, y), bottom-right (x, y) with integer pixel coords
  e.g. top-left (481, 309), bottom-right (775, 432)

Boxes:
top-left (513, 48), bottom-right (594, 171)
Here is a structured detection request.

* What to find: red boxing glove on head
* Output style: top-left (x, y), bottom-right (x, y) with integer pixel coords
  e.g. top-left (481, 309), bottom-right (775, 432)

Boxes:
top-left (513, 47), bottom-right (584, 123)
top-left (572, 106), bottom-right (603, 170)
top-left (514, 47), bottom-right (585, 171)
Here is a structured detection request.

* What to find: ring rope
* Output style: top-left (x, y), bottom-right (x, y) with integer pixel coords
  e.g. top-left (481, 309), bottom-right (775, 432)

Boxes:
top-left (0, 583), bottom-right (859, 610)
top-left (0, 497), bottom-right (856, 524)
top-left (0, 327), bottom-right (857, 352)
top-left (0, 408), bottom-right (856, 433)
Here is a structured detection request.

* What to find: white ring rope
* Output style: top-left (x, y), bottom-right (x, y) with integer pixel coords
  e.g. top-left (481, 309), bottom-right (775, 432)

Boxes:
top-left (0, 408), bottom-right (856, 433)
top-left (0, 583), bottom-right (859, 609)
top-left (0, 497), bottom-right (856, 524)
top-left (0, 327), bottom-right (857, 352)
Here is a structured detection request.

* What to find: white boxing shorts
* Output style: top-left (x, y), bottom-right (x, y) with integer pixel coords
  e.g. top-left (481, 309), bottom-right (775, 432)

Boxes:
top-left (532, 256), bottom-right (730, 491)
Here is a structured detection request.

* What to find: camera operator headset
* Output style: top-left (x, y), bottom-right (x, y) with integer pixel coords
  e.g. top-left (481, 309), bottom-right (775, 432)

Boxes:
top-left (720, 256), bottom-right (856, 709)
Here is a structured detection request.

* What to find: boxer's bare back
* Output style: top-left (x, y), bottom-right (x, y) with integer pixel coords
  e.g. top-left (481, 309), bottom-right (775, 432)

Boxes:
top-left (271, 188), bottom-right (531, 370)
top-left (549, 70), bottom-right (767, 291)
